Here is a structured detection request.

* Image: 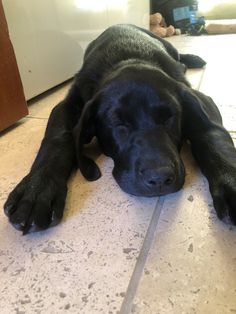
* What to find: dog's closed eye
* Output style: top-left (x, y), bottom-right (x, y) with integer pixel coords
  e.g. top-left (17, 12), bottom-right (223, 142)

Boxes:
top-left (113, 125), bottom-right (130, 141)
top-left (154, 106), bottom-right (173, 125)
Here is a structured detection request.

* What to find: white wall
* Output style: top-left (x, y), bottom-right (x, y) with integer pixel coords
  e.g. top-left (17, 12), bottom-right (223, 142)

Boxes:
top-left (3, 0), bottom-right (150, 100)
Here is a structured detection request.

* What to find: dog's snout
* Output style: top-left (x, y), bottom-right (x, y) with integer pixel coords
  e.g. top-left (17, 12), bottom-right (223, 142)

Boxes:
top-left (139, 166), bottom-right (175, 189)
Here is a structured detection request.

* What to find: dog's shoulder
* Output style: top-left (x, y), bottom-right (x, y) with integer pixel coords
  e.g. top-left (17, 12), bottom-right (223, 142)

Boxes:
top-left (85, 24), bottom-right (168, 60)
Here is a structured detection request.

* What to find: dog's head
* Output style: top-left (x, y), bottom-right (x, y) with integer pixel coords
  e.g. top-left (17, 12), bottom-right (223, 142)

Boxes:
top-left (74, 64), bottom-right (187, 196)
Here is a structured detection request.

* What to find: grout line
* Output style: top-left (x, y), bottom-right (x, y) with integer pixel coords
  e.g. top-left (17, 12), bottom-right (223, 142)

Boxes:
top-left (196, 67), bottom-right (206, 91)
top-left (26, 116), bottom-right (48, 120)
top-left (119, 196), bottom-right (165, 314)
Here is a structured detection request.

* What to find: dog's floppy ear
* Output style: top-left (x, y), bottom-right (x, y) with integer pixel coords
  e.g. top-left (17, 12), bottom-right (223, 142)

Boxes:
top-left (73, 93), bottom-right (101, 181)
top-left (179, 86), bottom-right (222, 137)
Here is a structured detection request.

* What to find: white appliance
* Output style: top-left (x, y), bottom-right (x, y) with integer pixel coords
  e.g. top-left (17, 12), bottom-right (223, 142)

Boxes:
top-left (3, 0), bottom-right (150, 100)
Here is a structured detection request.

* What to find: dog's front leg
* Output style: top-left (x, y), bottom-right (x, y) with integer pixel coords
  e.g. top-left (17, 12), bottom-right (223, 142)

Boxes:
top-left (182, 88), bottom-right (236, 224)
top-left (191, 127), bottom-right (236, 224)
top-left (4, 87), bottom-right (82, 234)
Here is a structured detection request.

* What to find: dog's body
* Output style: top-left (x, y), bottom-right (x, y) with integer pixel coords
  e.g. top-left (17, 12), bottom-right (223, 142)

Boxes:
top-left (4, 24), bottom-right (236, 234)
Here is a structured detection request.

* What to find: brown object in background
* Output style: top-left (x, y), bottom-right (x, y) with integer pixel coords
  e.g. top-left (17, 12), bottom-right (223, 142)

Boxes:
top-left (206, 21), bottom-right (236, 35)
top-left (0, 0), bottom-right (28, 132)
top-left (150, 12), bottom-right (178, 38)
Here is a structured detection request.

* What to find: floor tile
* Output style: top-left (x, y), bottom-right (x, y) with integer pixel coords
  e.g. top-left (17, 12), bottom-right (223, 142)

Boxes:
top-left (186, 69), bottom-right (205, 90)
top-left (0, 118), bottom-right (47, 178)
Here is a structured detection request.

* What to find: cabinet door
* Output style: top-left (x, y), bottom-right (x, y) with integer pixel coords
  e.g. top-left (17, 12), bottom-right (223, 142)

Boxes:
top-left (107, 0), bottom-right (150, 29)
top-left (0, 0), bottom-right (28, 132)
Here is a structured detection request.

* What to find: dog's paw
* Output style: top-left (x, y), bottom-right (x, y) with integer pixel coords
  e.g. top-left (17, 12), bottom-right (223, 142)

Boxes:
top-left (209, 172), bottom-right (236, 225)
top-left (180, 54), bottom-right (206, 69)
top-left (4, 170), bottom-right (67, 234)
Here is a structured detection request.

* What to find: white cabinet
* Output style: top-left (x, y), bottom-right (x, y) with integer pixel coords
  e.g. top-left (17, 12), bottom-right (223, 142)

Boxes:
top-left (2, 0), bottom-right (150, 100)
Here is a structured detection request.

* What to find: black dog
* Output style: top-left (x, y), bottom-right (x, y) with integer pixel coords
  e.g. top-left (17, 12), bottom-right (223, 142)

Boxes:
top-left (4, 24), bottom-right (236, 234)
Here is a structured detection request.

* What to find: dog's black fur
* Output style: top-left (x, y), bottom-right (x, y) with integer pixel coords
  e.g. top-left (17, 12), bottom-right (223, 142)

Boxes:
top-left (4, 24), bottom-right (236, 234)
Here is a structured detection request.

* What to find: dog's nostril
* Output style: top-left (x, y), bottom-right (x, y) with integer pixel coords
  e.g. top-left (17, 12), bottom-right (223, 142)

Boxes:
top-left (138, 168), bottom-right (144, 176)
top-left (134, 137), bottom-right (143, 147)
top-left (164, 176), bottom-right (174, 186)
top-left (148, 179), bottom-right (157, 186)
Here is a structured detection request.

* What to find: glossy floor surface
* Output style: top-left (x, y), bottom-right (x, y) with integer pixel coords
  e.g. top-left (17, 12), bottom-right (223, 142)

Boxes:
top-left (1, 34), bottom-right (236, 314)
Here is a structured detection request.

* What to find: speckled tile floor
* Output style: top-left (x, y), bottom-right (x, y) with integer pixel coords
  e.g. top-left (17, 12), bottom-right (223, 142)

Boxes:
top-left (1, 34), bottom-right (236, 314)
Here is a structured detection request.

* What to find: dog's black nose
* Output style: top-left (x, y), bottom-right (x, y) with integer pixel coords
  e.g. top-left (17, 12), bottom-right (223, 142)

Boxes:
top-left (139, 166), bottom-right (175, 188)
